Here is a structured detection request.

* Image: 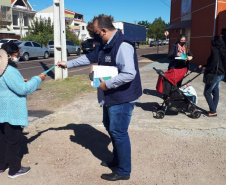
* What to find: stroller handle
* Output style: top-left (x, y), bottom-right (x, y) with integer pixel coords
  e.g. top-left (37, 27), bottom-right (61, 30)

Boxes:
top-left (153, 67), bottom-right (166, 78)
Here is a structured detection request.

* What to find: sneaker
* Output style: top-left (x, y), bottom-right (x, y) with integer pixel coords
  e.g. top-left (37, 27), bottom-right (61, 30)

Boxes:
top-left (8, 167), bottom-right (30, 179)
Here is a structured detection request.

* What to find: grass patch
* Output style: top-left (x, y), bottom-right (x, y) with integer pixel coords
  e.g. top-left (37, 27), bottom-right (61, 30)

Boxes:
top-left (28, 75), bottom-right (96, 111)
top-left (41, 75), bottom-right (94, 99)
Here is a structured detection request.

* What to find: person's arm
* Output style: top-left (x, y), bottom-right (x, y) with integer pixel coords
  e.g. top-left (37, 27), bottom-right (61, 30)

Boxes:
top-left (104, 42), bottom-right (136, 89)
top-left (3, 67), bottom-right (43, 96)
top-left (66, 48), bottom-right (99, 68)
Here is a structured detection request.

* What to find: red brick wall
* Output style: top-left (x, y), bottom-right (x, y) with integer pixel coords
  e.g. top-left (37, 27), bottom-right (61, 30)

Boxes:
top-left (170, 0), bottom-right (181, 24)
top-left (168, 0), bottom-right (226, 65)
top-left (190, 0), bottom-right (215, 65)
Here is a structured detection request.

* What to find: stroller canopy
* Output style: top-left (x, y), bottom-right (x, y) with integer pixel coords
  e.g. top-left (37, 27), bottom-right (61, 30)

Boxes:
top-left (156, 68), bottom-right (188, 93)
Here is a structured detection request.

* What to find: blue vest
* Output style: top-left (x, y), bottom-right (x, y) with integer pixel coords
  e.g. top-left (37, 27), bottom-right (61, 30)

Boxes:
top-left (98, 30), bottom-right (142, 106)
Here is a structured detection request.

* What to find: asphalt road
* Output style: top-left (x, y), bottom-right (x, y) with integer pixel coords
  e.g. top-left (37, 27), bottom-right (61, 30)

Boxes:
top-left (18, 45), bottom-right (168, 81)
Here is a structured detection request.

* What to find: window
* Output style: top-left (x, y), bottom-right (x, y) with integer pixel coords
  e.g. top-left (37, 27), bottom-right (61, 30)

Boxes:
top-left (1, 6), bottom-right (11, 21)
top-left (24, 42), bottom-right (32, 47)
top-left (32, 42), bottom-right (41, 47)
top-left (66, 41), bottom-right (74, 46)
top-left (13, 15), bottom-right (18, 25)
top-left (82, 26), bottom-right (84, 30)
top-left (24, 15), bottom-right (28, 26)
top-left (74, 14), bottom-right (82, 20)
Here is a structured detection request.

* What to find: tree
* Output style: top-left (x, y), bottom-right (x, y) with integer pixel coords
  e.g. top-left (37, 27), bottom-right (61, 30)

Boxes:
top-left (138, 20), bottom-right (150, 28)
top-left (22, 17), bottom-right (54, 46)
top-left (22, 17), bottom-right (80, 46)
top-left (66, 29), bottom-right (80, 45)
top-left (147, 17), bottom-right (169, 40)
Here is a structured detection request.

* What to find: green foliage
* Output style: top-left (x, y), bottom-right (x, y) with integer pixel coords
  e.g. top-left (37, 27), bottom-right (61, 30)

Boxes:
top-left (22, 17), bottom-right (54, 46)
top-left (138, 20), bottom-right (150, 28)
top-left (138, 17), bottom-right (169, 40)
top-left (66, 29), bottom-right (80, 46)
top-left (21, 33), bottom-right (53, 46)
top-left (22, 17), bottom-right (81, 46)
top-left (147, 17), bottom-right (169, 40)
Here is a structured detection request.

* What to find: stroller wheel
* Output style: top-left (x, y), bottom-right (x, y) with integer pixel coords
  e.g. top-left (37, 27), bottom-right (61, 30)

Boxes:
top-left (190, 110), bottom-right (201, 119)
top-left (156, 110), bottom-right (165, 119)
top-left (188, 104), bottom-right (196, 113)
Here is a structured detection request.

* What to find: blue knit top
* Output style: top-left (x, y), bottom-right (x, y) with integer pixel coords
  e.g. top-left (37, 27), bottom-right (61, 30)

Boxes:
top-left (0, 65), bottom-right (42, 126)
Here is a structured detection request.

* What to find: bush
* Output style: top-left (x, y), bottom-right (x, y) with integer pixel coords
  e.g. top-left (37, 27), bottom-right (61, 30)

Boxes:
top-left (22, 33), bottom-right (53, 46)
top-left (66, 29), bottom-right (80, 46)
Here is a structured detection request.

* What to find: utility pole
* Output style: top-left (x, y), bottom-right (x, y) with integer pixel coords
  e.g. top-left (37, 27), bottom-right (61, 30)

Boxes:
top-left (53, 0), bottom-right (68, 80)
top-left (19, 12), bottom-right (23, 37)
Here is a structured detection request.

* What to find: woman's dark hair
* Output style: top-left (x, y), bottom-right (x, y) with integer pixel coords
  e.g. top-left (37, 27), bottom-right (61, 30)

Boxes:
top-left (1, 42), bottom-right (19, 55)
top-left (175, 34), bottom-right (189, 53)
top-left (176, 34), bottom-right (186, 44)
top-left (212, 35), bottom-right (226, 63)
top-left (1, 42), bottom-right (19, 68)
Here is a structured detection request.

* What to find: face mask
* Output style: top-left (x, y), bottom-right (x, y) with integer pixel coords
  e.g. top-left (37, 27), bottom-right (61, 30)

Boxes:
top-left (179, 42), bottom-right (186, 46)
top-left (11, 56), bottom-right (20, 64)
top-left (93, 33), bottom-right (102, 43)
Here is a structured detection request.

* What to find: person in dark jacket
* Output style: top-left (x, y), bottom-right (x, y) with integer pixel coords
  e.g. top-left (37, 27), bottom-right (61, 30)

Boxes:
top-left (57, 15), bottom-right (142, 181)
top-left (168, 34), bottom-right (193, 70)
top-left (202, 33), bottom-right (226, 117)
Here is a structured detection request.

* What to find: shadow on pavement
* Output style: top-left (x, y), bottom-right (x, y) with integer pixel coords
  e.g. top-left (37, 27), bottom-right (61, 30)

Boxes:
top-left (136, 102), bottom-right (159, 112)
top-left (40, 62), bottom-right (55, 79)
top-left (22, 123), bottom-right (113, 163)
top-left (141, 54), bottom-right (168, 62)
top-left (143, 89), bottom-right (162, 98)
top-left (28, 110), bottom-right (54, 118)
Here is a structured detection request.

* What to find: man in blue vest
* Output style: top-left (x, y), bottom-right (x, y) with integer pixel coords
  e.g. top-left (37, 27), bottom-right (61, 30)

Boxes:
top-left (58, 15), bottom-right (142, 181)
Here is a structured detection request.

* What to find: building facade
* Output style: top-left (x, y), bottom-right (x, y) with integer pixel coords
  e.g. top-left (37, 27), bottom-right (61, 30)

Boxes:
top-left (0, 2), bottom-right (90, 41)
top-left (36, 6), bottom-right (90, 41)
top-left (0, 0), bottom-right (36, 39)
top-left (166, 0), bottom-right (226, 65)
top-left (11, 0), bottom-right (36, 37)
top-left (0, 0), bottom-right (15, 39)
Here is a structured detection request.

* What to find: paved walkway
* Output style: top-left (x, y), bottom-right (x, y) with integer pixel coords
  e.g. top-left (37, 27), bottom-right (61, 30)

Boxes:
top-left (21, 57), bottom-right (226, 185)
top-left (29, 57), bottom-right (226, 133)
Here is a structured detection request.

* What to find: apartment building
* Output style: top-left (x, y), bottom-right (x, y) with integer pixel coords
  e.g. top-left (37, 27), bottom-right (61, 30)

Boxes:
top-left (0, 0), bottom-right (36, 39)
top-left (0, 0), bottom-right (15, 39)
top-left (166, 0), bottom-right (226, 65)
top-left (36, 6), bottom-right (90, 41)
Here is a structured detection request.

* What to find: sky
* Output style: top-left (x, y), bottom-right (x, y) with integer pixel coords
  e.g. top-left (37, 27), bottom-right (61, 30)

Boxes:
top-left (28, 0), bottom-right (171, 24)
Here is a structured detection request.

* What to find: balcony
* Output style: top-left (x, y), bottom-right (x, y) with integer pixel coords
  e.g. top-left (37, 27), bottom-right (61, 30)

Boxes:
top-left (1, 6), bottom-right (12, 22)
top-left (1, 13), bottom-right (12, 22)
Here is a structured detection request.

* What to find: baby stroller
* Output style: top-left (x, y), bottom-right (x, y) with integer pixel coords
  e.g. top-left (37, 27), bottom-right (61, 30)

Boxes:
top-left (153, 67), bottom-right (202, 119)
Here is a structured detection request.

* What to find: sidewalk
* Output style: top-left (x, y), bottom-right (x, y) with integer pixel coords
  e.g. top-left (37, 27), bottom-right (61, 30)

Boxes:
top-left (1, 58), bottom-right (226, 185)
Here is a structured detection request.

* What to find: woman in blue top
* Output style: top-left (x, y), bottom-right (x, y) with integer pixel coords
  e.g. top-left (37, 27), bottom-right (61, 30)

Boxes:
top-left (0, 42), bottom-right (46, 178)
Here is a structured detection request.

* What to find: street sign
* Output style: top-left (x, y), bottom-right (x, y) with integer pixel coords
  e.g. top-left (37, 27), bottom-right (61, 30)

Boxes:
top-left (164, 31), bottom-right (169, 36)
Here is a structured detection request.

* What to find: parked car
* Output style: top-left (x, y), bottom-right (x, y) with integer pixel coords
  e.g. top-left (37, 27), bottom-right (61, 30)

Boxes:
top-left (14, 41), bottom-right (49, 61)
top-left (157, 40), bottom-right (162, 45)
top-left (150, 40), bottom-right (158, 47)
top-left (0, 38), bottom-right (19, 48)
top-left (161, 40), bottom-right (166, 45)
top-left (47, 40), bottom-right (81, 56)
top-left (165, 39), bottom-right (169, 45)
top-left (160, 39), bottom-right (169, 45)
top-left (81, 39), bottom-right (100, 53)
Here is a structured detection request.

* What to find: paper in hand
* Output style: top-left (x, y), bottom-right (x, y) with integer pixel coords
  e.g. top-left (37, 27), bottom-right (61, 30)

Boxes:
top-left (42, 65), bottom-right (57, 74)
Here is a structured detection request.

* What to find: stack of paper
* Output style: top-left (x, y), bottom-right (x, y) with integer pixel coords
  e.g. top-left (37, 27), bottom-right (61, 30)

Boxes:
top-left (175, 52), bottom-right (188, 60)
top-left (91, 65), bottom-right (118, 88)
